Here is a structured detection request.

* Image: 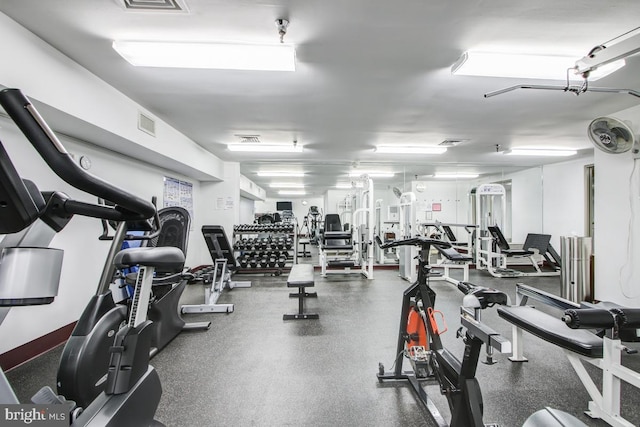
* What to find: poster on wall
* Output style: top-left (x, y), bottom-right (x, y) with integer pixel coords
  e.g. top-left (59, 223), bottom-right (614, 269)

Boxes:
top-left (163, 176), bottom-right (194, 221)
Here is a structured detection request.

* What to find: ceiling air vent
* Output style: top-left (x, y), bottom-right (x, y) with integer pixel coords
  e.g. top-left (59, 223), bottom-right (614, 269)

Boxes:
top-left (236, 135), bottom-right (261, 143)
top-left (138, 112), bottom-right (156, 137)
top-left (120, 0), bottom-right (188, 12)
top-left (439, 139), bottom-right (468, 147)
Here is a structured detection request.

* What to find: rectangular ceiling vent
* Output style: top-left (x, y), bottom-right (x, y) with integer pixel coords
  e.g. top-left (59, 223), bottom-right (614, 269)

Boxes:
top-left (236, 135), bottom-right (261, 143)
top-left (120, 0), bottom-right (188, 12)
top-left (138, 112), bottom-right (156, 137)
top-left (439, 139), bottom-right (468, 147)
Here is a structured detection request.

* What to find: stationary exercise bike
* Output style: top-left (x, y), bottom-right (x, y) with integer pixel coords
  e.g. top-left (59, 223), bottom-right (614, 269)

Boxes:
top-left (376, 236), bottom-right (588, 427)
top-left (376, 236), bottom-right (511, 426)
top-left (0, 87), bottom-right (168, 426)
top-left (57, 204), bottom-right (211, 408)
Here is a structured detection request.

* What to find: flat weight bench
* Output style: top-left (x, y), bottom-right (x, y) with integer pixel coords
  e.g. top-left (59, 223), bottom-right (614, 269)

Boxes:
top-left (284, 264), bottom-right (319, 320)
top-left (497, 286), bottom-right (640, 427)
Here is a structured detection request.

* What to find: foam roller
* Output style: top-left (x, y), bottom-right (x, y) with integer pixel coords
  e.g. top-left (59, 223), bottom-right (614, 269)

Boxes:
top-left (611, 308), bottom-right (640, 328)
top-left (563, 308), bottom-right (616, 329)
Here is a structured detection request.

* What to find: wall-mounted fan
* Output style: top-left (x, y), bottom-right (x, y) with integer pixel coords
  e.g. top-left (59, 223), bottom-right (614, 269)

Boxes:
top-left (588, 117), bottom-right (640, 159)
top-left (392, 187), bottom-right (402, 199)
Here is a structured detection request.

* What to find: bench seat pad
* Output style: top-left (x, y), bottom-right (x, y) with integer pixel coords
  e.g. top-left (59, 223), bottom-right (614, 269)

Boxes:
top-left (497, 306), bottom-right (603, 358)
top-left (287, 264), bottom-right (315, 288)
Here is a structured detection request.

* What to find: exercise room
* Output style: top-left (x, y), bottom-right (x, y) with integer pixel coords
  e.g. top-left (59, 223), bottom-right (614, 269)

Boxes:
top-left (0, 1), bottom-right (639, 426)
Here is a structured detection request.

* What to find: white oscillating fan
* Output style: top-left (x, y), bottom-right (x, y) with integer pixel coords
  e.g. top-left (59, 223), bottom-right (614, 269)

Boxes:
top-left (588, 117), bottom-right (639, 159)
top-left (392, 187), bottom-right (402, 199)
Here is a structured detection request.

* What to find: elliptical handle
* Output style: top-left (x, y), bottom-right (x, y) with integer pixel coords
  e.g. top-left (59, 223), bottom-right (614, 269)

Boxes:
top-left (0, 88), bottom-right (155, 220)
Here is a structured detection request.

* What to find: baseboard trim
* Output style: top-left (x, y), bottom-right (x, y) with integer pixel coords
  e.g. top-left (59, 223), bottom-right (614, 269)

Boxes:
top-left (1, 322), bottom-right (76, 372)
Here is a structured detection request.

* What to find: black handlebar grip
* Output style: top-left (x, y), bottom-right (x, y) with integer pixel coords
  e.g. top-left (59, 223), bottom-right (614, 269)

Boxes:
top-left (457, 281), bottom-right (474, 294)
top-left (0, 89), bottom-right (155, 220)
top-left (562, 308), bottom-right (616, 329)
top-left (611, 308), bottom-right (640, 328)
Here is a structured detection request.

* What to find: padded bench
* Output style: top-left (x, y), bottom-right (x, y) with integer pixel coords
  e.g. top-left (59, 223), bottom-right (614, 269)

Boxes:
top-left (284, 264), bottom-right (319, 320)
top-left (497, 305), bottom-right (603, 358)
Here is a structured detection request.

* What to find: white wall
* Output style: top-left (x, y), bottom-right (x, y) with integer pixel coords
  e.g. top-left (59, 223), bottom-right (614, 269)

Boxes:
top-left (542, 156), bottom-right (594, 250)
top-left (593, 104), bottom-right (640, 306)
top-left (239, 197), bottom-right (255, 224)
top-left (409, 180), bottom-right (472, 227)
top-left (199, 163), bottom-right (241, 243)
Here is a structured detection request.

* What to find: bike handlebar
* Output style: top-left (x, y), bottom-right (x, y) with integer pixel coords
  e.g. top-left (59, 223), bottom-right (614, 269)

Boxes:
top-left (375, 235), bottom-right (452, 250)
top-left (0, 88), bottom-right (155, 221)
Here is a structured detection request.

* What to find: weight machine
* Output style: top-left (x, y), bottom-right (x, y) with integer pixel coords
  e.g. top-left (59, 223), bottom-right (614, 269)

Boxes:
top-left (319, 175), bottom-right (374, 278)
top-left (375, 199), bottom-right (399, 264)
top-left (307, 205), bottom-right (323, 245)
top-left (398, 192), bottom-right (418, 282)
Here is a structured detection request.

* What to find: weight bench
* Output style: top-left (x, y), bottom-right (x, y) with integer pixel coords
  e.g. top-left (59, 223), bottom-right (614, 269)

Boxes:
top-left (497, 284), bottom-right (640, 427)
top-left (484, 226), bottom-right (560, 277)
top-left (430, 246), bottom-right (473, 285)
top-left (284, 264), bottom-right (319, 320)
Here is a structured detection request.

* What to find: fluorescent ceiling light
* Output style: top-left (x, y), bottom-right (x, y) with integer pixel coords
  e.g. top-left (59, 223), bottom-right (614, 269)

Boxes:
top-left (228, 144), bottom-right (302, 153)
top-left (278, 190), bottom-right (306, 195)
top-left (112, 41), bottom-right (296, 71)
top-left (335, 183), bottom-right (352, 189)
top-left (269, 183), bottom-right (305, 188)
top-left (433, 173), bottom-right (479, 179)
top-left (374, 146), bottom-right (447, 154)
top-left (257, 171), bottom-right (305, 177)
top-left (504, 148), bottom-right (577, 157)
top-left (451, 51), bottom-right (624, 81)
top-left (348, 172), bottom-right (395, 178)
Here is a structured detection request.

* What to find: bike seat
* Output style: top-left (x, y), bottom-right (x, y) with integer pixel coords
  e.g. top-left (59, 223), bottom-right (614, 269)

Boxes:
top-left (114, 247), bottom-right (185, 272)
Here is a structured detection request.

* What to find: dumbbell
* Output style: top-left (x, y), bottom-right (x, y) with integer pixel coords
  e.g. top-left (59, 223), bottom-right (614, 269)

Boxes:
top-left (259, 254), bottom-right (269, 268)
top-left (248, 257), bottom-right (257, 268)
top-left (268, 253), bottom-right (277, 267)
top-left (237, 256), bottom-right (248, 268)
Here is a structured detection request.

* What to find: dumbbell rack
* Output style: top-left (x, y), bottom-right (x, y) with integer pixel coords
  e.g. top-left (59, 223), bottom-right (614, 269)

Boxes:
top-left (233, 223), bottom-right (297, 275)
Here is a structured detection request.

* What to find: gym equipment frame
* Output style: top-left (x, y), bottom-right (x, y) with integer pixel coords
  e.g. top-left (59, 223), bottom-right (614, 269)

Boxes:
top-left (182, 225), bottom-right (251, 314)
top-left (498, 283), bottom-right (640, 427)
top-left (376, 236), bottom-right (512, 427)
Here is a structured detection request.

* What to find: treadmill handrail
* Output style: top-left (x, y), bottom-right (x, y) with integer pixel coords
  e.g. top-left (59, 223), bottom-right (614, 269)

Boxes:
top-left (0, 88), bottom-right (155, 221)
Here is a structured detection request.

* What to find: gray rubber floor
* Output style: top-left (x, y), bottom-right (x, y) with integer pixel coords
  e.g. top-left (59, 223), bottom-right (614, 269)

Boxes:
top-left (6, 255), bottom-right (640, 426)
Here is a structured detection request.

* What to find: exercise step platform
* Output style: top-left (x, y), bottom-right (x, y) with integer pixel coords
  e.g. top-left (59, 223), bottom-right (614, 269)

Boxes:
top-left (284, 263), bottom-right (318, 320)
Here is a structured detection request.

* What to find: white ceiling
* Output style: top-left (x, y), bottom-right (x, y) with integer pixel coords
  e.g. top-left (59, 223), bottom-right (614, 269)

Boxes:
top-left (1, 0), bottom-right (640, 197)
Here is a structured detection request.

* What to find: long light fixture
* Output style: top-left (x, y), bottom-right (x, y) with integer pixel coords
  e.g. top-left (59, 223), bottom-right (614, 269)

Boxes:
top-left (278, 190), bottom-right (306, 195)
top-left (257, 171), bottom-right (305, 177)
top-left (348, 171), bottom-right (395, 178)
top-left (335, 183), bottom-right (352, 189)
top-left (452, 51), bottom-right (624, 81)
top-left (374, 145), bottom-right (447, 154)
top-left (504, 148), bottom-right (577, 157)
top-left (433, 173), bottom-right (479, 179)
top-left (112, 41), bottom-right (296, 71)
top-left (269, 183), bottom-right (305, 188)
top-left (228, 144), bottom-right (303, 153)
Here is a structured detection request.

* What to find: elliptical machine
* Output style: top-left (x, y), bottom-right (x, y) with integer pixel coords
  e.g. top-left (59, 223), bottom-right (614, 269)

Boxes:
top-left (0, 87), bottom-right (168, 426)
top-left (57, 204), bottom-right (211, 408)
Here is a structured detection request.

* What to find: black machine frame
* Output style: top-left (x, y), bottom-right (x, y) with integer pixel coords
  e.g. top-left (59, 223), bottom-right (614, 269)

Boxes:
top-left (376, 236), bottom-right (510, 427)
